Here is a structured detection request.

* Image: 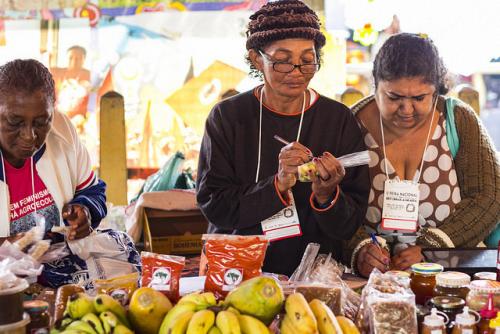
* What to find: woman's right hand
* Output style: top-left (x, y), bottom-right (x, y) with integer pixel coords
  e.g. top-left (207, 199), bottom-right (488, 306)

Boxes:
top-left (357, 243), bottom-right (391, 278)
top-left (277, 141), bottom-right (312, 193)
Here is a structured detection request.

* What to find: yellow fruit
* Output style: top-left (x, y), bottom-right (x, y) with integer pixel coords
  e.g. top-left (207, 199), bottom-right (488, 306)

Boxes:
top-left (280, 315), bottom-right (299, 334)
top-left (163, 311), bottom-right (195, 334)
top-left (159, 302), bottom-right (198, 334)
top-left (128, 287), bottom-right (173, 334)
top-left (283, 293), bottom-right (318, 334)
top-left (208, 327), bottom-right (222, 334)
top-left (337, 316), bottom-right (360, 334)
top-left (216, 311), bottom-right (241, 334)
top-left (178, 292), bottom-right (217, 311)
top-left (94, 294), bottom-right (130, 328)
top-left (225, 276), bottom-right (284, 325)
top-left (309, 299), bottom-right (340, 334)
top-left (238, 315), bottom-right (270, 334)
top-left (186, 309), bottom-right (215, 334)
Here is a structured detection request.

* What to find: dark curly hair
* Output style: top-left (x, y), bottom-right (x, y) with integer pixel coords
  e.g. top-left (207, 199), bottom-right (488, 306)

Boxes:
top-left (373, 33), bottom-right (448, 94)
top-left (0, 59), bottom-right (56, 105)
top-left (245, 0), bottom-right (326, 78)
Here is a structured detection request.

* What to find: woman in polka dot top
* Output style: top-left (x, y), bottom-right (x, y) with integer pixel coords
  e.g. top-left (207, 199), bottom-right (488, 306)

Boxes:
top-left (346, 33), bottom-right (500, 277)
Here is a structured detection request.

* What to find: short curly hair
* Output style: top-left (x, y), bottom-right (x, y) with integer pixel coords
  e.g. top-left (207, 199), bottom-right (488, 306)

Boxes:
top-left (0, 59), bottom-right (56, 104)
top-left (373, 33), bottom-right (448, 94)
top-left (245, 0), bottom-right (326, 78)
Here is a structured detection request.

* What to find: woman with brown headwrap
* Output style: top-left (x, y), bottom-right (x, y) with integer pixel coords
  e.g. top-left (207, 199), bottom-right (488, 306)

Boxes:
top-left (196, 0), bottom-right (369, 276)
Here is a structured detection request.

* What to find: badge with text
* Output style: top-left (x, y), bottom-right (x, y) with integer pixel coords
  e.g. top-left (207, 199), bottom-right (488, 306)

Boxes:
top-left (261, 191), bottom-right (302, 242)
top-left (381, 180), bottom-right (420, 232)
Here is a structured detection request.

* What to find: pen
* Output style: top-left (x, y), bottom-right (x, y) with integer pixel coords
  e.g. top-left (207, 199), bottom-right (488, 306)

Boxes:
top-left (274, 135), bottom-right (313, 159)
top-left (370, 233), bottom-right (390, 269)
top-left (273, 135), bottom-right (290, 146)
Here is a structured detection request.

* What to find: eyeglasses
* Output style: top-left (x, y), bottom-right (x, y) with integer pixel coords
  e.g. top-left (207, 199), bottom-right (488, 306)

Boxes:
top-left (259, 51), bottom-right (320, 74)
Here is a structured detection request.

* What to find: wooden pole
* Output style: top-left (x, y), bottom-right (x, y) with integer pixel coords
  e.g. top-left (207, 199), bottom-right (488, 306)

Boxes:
top-left (100, 91), bottom-right (128, 205)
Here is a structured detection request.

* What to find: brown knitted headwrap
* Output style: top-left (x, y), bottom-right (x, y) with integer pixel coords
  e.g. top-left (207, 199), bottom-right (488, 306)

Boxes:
top-left (246, 0), bottom-right (326, 51)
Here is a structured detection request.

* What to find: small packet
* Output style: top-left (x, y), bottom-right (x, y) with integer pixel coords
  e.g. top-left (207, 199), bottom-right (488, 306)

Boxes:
top-left (94, 272), bottom-right (140, 306)
top-left (297, 161), bottom-right (317, 182)
top-left (141, 252), bottom-right (185, 302)
top-left (202, 234), bottom-right (268, 299)
top-left (337, 150), bottom-right (370, 168)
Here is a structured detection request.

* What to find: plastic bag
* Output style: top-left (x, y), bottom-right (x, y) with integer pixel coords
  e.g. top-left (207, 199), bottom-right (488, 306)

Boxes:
top-left (202, 234), bottom-right (268, 299)
top-left (67, 229), bottom-right (141, 285)
top-left (94, 272), bottom-right (140, 306)
top-left (174, 167), bottom-right (196, 189)
top-left (141, 252), bottom-right (185, 302)
top-left (0, 242), bottom-right (43, 278)
top-left (133, 151), bottom-right (186, 202)
top-left (337, 150), bottom-right (370, 168)
top-left (360, 269), bottom-right (417, 334)
top-left (289, 243), bottom-right (359, 319)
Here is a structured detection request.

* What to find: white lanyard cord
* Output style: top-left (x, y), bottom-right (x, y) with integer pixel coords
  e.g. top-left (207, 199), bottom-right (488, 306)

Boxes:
top-left (255, 86), bottom-right (307, 183)
top-left (379, 96), bottom-right (439, 182)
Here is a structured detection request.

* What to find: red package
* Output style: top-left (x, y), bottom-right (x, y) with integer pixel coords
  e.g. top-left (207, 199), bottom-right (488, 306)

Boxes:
top-left (141, 251), bottom-right (185, 302)
top-left (203, 234), bottom-right (268, 299)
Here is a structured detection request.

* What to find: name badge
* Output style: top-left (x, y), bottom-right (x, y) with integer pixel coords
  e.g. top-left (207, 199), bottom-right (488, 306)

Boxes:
top-left (261, 191), bottom-right (302, 242)
top-left (381, 180), bottom-right (420, 232)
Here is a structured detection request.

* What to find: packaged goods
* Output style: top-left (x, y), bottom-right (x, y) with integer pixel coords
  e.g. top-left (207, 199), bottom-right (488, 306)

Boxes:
top-left (361, 269), bottom-right (418, 334)
top-left (295, 283), bottom-right (342, 315)
top-left (433, 271), bottom-right (470, 300)
top-left (410, 262), bottom-right (443, 305)
top-left (421, 308), bottom-right (447, 334)
top-left (94, 272), bottom-right (140, 306)
top-left (202, 234), bottom-right (268, 299)
top-left (141, 252), bottom-right (185, 302)
top-left (24, 300), bottom-right (50, 333)
top-left (466, 280), bottom-right (500, 312)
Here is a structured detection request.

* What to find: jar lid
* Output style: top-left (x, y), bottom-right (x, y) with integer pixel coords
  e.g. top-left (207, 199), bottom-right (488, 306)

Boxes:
top-left (431, 296), bottom-right (465, 309)
top-left (23, 300), bottom-right (49, 312)
top-left (386, 270), bottom-right (411, 278)
top-left (436, 271), bottom-right (470, 287)
top-left (469, 280), bottom-right (500, 294)
top-left (474, 272), bottom-right (496, 281)
top-left (411, 262), bottom-right (444, 275)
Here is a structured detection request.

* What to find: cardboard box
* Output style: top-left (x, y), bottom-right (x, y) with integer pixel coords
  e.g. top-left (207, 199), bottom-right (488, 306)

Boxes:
top-left (143, 208), bottom-right (208, 255)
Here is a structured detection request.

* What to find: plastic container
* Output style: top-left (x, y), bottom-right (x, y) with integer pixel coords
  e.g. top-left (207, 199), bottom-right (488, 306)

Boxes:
top-left (0, 279), bottom-right (29, 325)
top-left (478, 294), bottom-right (498, 334)
top-left (0, 313), bottom-right (30, 334)
top-left (466, 280), bottom-right (500, 312)
top-left (451, 306), bottom-right (479, 334)
top-left (23, 300), bottom-right (50, 334)
top-left (411, 263), bottom-right (444, 305)
top-left (434, 271), bottom-right (470, 299)
top-left (421, 307), bottom-right (448, 334)
top-left (430, 296), bottom-right (466, 325)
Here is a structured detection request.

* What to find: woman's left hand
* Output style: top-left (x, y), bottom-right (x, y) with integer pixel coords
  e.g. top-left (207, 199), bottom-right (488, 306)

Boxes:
top-left (309, 152), bottom-right (345, 205)
top-left (391, 245), bottom-right (424, 270)
top-left (62, 204), bottom-right (92, 240)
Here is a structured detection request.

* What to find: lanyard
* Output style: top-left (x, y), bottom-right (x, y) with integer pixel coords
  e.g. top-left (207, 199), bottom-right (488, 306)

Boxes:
top-left (255, 86), bottom-right (306, 183)
top-left (379, 96), bottom-right (438, 183)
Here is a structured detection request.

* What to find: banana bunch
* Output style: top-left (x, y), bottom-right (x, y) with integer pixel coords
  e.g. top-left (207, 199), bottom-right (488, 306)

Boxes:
top-left (51, 293), bottom-right (133, 334)
top-left (158, 291), bottom-right (271, 334)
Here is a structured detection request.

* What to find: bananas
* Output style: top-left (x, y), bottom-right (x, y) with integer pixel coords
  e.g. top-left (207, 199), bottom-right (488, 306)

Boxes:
top-left (82, 313), bottom-right (105, 334)
top-left (238, 314), bottom-right (270, 334)
top-left (66, 293), bottom-right (96, 319)
top-left (94, 294), bottom-right (131, 328)
top-left (159, 302), bottom-right (199, 334)
top-left (216, 310), bottom-right (241, 334)
top-left (186, 309), bottom-right (215, 334)
top-left (281, 293), bottom-right (318, 334)
top-left (336, 316), bottom-right (360, 334)
top-left (66, 320), bottom-right (98, 334)
top-left (309, 299), bottom-right (342, 334)
top-left (178, 292), bottom-right (217, 311)
top-left (208, 327), bottom-right (222, 334)
top-left (164, 311), bottom-right (195, 334)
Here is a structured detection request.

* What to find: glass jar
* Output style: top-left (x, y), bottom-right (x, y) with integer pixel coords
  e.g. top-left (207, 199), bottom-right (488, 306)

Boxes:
top-left (430, 296), bottom-right (466, 325)
top-left (473, 272), bottom-right (496, 281)
top-left (434, 271), bottom-right (471, 300)
top-left (23, 300), bottom-right (50, 334)
top-left (411, 263), bottom-right (444, 305)
top-left (466, 280), bottom-right (500, 312)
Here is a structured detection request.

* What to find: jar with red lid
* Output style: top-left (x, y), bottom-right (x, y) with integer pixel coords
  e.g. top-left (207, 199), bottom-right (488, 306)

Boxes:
top-left (23, 300), bottom-right (50, 334)
top-left (433, 271), bottom-right (471, 300)
top-left (410, 263), bottom-right (444, 305)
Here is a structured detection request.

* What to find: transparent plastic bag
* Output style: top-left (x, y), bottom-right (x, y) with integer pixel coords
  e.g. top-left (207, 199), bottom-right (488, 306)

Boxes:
top-left (337, 150), bottom-right (370, 168)
top-left (361, 269), bottom-right (417, 334)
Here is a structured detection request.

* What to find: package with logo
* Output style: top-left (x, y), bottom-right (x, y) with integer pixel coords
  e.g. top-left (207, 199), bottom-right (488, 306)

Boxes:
top-left (94, 272), bottom-right (140, 306)
top-left (361, 269), bottom-right (417, 334)
top-left (141, 252), bottom-right (185, 302)
top-left (202, 234), bottom-right (268, 299)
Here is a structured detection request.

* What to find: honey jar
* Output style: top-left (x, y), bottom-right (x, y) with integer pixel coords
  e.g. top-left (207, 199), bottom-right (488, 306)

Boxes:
top-left (411, 263), bottom-right (444, 305)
